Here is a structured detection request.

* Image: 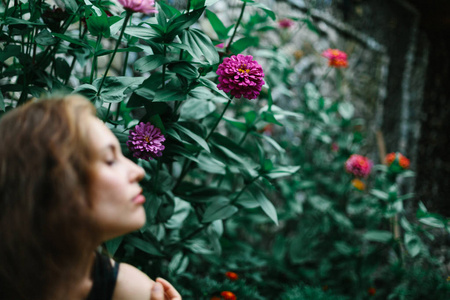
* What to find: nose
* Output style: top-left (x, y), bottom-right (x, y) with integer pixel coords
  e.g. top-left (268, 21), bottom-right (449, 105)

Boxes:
top-left (128, 158), bottom-right (145, 182)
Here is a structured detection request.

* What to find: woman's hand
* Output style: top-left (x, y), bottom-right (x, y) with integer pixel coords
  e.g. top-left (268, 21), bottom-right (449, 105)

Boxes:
top-left (150, 277), bottom-right (182, 300)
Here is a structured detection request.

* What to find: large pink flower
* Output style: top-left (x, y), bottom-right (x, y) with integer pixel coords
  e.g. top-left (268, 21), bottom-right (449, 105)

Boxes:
top-left (118, 0), bottom-right (157, 14)
top-left (127, 122), bottom-right (165, 161)
top-left (322, 48), bottom-right (348, 68)
top-left (345, 154), bottom-right (373, 178)
top-left (216, 54), bottom-right (265, 100)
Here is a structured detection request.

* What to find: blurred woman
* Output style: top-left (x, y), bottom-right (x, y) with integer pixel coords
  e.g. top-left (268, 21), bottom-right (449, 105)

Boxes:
top-left (0, 95), bottom-right (181, 300)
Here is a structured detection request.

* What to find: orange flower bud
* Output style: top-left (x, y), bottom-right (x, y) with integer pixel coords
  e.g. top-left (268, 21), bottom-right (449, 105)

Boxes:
top-left (221, 291), bottom-right (237, 300)
top-left (225, 271), bottom-right (239, 281)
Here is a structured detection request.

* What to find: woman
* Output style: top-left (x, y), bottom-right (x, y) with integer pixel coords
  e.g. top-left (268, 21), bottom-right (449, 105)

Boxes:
top-left (0, 95), bottom-right (182, 300)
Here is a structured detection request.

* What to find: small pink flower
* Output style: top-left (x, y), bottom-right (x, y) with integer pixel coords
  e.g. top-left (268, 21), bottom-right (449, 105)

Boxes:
top-left (216, 43), bottom-right (224, 49)
top-left (345, 154), bottom-right (373, 178)
top-left (278, 18), bottom-right (294, 28)
top-left (216, 54), bottom-right (265, 100)
top-left (118, 0), bottom-right (157, 14)
top-left (322, 48), bottom-right (348, 68)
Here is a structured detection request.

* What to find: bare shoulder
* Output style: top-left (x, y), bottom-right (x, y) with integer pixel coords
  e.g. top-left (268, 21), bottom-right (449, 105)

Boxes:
top-left (112, 259), bottom-right (155, 300)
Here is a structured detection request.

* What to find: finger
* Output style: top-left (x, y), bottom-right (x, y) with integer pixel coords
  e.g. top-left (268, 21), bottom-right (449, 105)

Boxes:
top-left (150, 282), bottom-right (165, 300)
top-left (156, 277), bottom-right (182, 300)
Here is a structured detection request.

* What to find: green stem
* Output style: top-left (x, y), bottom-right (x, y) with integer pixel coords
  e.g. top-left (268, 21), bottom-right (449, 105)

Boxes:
top-left (187, 0), bottom-right (191, 13)
top-left (96, 10), bottom-right (132, 97)
top-left (231, 174), bottom-right (261, 203)
top-left (90, 35), bottom-right (103, 84)
top-left (162, 45), bottom-right (167, 88)
top-left (103, 103), bottom-right (112, 122)
top-left (225, 1), bottom-right (247, 53)
top-left (205, 99), bottom-right (232, 142)
top-left (238, 129), bottom-right (250, 145)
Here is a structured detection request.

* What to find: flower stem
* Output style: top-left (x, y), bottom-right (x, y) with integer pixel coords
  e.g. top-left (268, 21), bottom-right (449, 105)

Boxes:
top-left (225, 1), bottom-right (247, 53)
top-left (96, 10), bottom-right (132, 97)
top-left (238, 129), bottom-right (250, 145)
top-left (90, 35), bottom-right (103, 84)
top-left (205, 99), bottom-right (232, 142)
top-left (231, 174), bottom-right (261, 204)
top-left (162, 45), bottom-right (167, 88)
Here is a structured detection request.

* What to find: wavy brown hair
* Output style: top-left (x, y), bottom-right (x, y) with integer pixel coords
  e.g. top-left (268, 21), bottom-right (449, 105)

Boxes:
top-left (0, 95), bottom-right (99, 300)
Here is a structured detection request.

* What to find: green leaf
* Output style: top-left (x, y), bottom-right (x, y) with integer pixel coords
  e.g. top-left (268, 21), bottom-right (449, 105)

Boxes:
top-left (230, 36), bottom-right (259, 54)
top-left (197, 152), bottom-right (226, 174)
top-left (52, 33), bottom-right (91, 50)
top-left (419, 216), bottom-right (445, 228)
top-left (85, 6), bottom-right (110, 37)
top-left (363, 230), bottom-right (393, 243)
top-left (244, 111), bottom-right (257, 124)
top-left (153, 89), bottom-right (187, 102)
top-left (172, 123), bottom-right (210, 153)
top-left (197, 77), bottom-right (229, 99)
top-left (93, 76), bottom-right (145, 103)
top-left (134, 55), bottom-right (170, 73)
top-left (158, 1), bottom-right (181, 18)
top-left (124, 26), bottom-right (161, 39)
top-left (35, 29), bottom-right (57, 46)
top-left (166, 7), bottom-right (205, 39)
top-left (338, 101), bottom-right (355, 120)
top-left (169, 62), bottom-right (199, 79)
top-left (264, 165), bottom-right (300, 179)
top-left (0, 93), bottom-right (5, 111)
top-left (205, 10), bottom-right (230, 40)
top-left (404, 232), bottom-right (421, 257)
top-left (202, 197), bottom-right (238, 223)
top-left (309, 195), bottom-right (332, 212)
top-left (104, 235), bottom-right (124, 256)
top-left (246, 1), bottom-right (276, 20)
top-left (370, 189), bottom-right (389, 201)
top-left (190, 0), bottom-right (206, 9)
top-left (54, 57), bottom-right (70, 82)
top-left (72, 84), bottom-right (98, 102)
top-left (125, 236), bottom-right (164, 256)
top-left (249, 185), bottom-right (278, 225)
top-left (180, 99), bottom-right (216, 120)
top-left (261, 110), bottom-right (283, 126)
top-left (180, 29), bottom-right (219, 64)
top-left (62, 0), bottom-right (79, 13)
top-left (256, 133), bottom-right (285, 154)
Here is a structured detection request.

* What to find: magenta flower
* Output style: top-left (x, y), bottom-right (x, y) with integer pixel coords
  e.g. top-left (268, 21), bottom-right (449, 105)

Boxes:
top-left (216, 54), bottom-right (265, 100)
top-left (322, 48), bottom-right (348, 68)
top-left (345, 154), bottom-right (373, 178)
top-left (118, 0), bottom-right (157, 14)
top-left (278, 18), bottom-right (294, 28)
top-left (127, 122), bottom-right (165, 161)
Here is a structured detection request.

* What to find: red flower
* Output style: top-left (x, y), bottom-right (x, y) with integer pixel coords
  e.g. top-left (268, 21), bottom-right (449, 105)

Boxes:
top-left (345, 154), bottom-right (373, 178)
top-left (221, 291), bottom-right (237, 300)
top-left (225, 271), bottom-right (239, 281)
top-left (385, 152), bottom-right (410, 169)
top-left (322, 48), bottom-right (348, 68)
top-left (210, 297), bottom-right (222, 300)
top-left (368, 287), bottom-right (376, 295)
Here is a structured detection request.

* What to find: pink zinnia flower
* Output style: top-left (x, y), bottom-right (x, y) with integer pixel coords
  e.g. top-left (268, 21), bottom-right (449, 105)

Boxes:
top-left (216, 54), bottom-right (265, 100)
top-left (278, 18), bottom-right (294, 28)
top-left (322, 48), bottom-right (348, 68)
top-left (118, 0), bottom-right (157, 14)
top-left (127, 122), bottom-right (165, 161)
top-left (345, 154), bottom-right (373, 178)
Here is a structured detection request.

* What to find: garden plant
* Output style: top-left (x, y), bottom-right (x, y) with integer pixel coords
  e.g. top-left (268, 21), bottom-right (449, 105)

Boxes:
top-left (1, 0), bottom-right (449, 299)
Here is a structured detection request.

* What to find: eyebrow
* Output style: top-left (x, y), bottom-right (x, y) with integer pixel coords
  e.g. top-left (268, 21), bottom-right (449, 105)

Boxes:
top-left (100, 144), bottom-right (117, 156)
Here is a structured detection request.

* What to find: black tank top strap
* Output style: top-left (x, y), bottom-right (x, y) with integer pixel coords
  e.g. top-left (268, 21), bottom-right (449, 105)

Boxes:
top-left (86, 252), bottom-right (120, 300)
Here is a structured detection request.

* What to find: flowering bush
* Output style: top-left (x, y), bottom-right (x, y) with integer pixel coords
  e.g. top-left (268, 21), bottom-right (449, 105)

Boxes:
top-left (345, 154), bottom-right (373, 178)
top-left (216, 54), bottom-right (265, 99)
top-left (2, 0), bottom-right (449, 299)
top-left (322, 48), bottom-right (348, 68)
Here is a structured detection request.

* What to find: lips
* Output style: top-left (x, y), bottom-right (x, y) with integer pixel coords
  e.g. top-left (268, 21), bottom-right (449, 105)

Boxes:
top-left (132, 192), bottom-right (146, 204)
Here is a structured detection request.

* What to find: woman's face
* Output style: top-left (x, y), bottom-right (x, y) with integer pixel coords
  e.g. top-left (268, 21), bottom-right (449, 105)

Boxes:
top-left (88, 117), bottom-right (146, 241)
